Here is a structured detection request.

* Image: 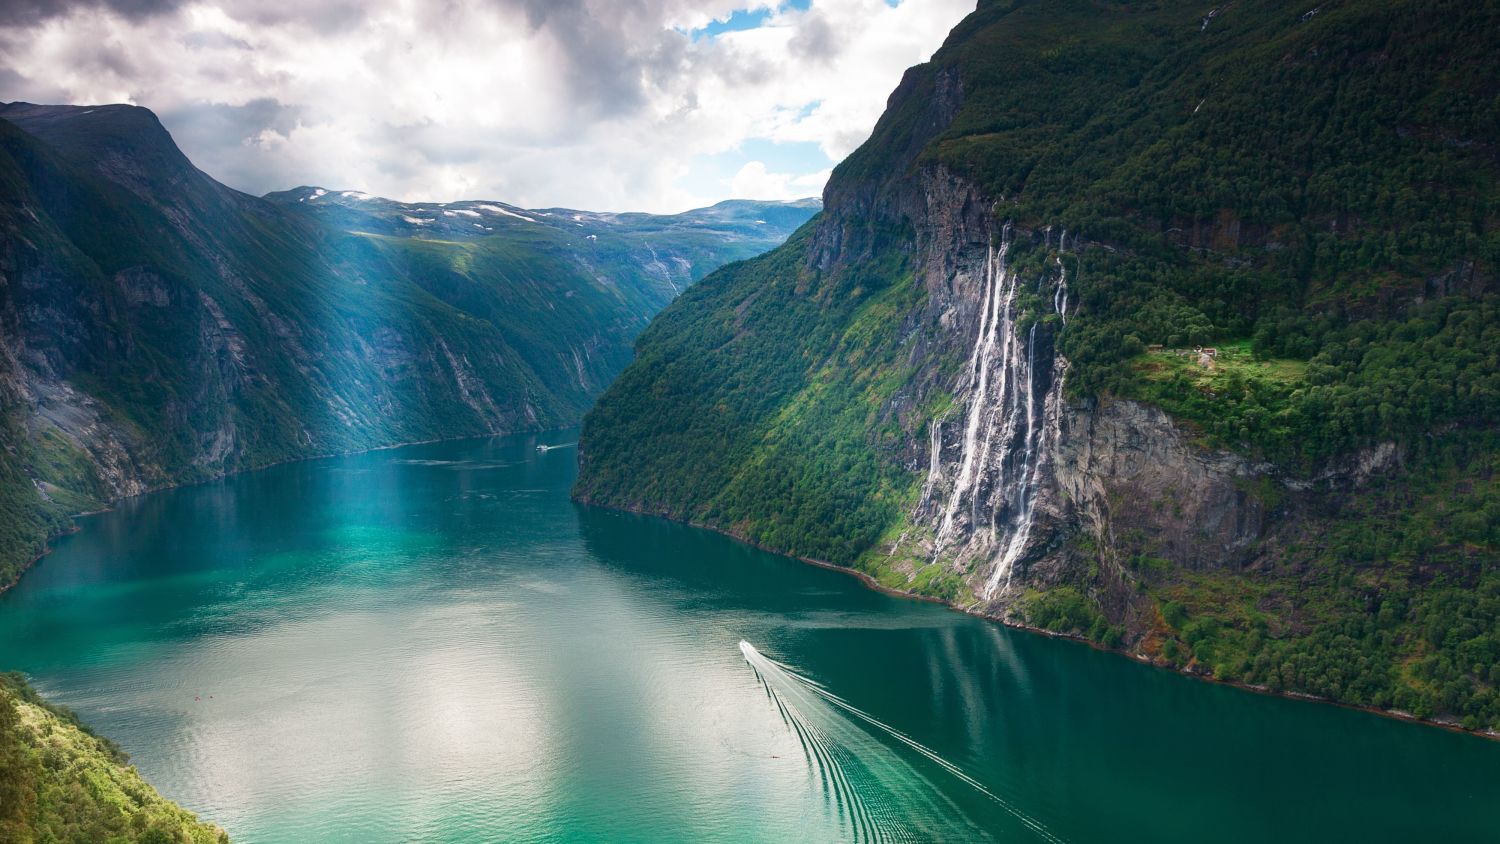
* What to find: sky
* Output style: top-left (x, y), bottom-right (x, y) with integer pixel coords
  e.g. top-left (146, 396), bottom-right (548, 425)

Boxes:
top-left (0, 0), bottom-right (975, 212)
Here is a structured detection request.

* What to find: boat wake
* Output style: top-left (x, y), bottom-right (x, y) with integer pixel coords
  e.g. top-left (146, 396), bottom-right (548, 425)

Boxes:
top-left (738, 641), bottom-right (1063, 843)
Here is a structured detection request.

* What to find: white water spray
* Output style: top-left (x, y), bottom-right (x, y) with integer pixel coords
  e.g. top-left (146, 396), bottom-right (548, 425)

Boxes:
top-left (937, 239), bottom-right (1016, 546)
top-left (919, 420), bottom-right (944, 510)
top-left (1053, 252), bottom-right (1069, 325)
top-left (920, 226), bottom-right (1071, 600)
top-left (739, 642), bottom-right (1064, 843)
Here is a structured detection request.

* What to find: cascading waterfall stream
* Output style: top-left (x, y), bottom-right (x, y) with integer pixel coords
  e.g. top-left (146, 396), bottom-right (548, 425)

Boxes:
top-left (1053, 253), bottom-right (1069, 324)
top-left (981, 322), bottom-right (1041, 599)
top-left (919, 420), bottom-right (944, 507)
top-left (739, 641), bottom-right (1064, 843)
top-left (937, 242), bottom-right (1007, 546)
top-left (921, 226), bottom-right (1070, 601)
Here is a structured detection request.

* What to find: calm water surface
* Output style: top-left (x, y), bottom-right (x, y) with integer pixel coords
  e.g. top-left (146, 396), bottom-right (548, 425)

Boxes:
top-left (1, 432), bottom-right (1497, 842)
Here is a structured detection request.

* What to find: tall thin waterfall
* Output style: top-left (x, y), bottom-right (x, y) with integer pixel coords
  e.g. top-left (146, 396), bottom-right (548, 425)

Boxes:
top-left (1053, 233), bottom-right (1069, 324)
top-left (936, 241), bottom-right (1014, 546)
top-left (919, 228), bottom-right (1069, 601)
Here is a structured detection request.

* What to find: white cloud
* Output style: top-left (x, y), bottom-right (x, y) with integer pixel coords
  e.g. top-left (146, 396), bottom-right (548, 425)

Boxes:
top-left (730, 160), bottom-right (831, 201)
top-left (0, 0), bottom-right (975, 212)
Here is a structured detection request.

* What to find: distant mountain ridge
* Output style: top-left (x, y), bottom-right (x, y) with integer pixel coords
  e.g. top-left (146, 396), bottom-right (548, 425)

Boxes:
top-left (0, 101), bottom-right (817, 588)
top-left (262, 184), bottom-right (820, 306)
top-left (266, 184), bottom-right (820, 235)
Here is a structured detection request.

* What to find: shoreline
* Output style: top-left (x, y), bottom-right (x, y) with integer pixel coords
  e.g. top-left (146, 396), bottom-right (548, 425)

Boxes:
top-left (13, 442), bottom-right (1496, 745)
top-left (1, 425), bottom-right (576, 599)
top-left (578, 496), bottom-right (1500, 745)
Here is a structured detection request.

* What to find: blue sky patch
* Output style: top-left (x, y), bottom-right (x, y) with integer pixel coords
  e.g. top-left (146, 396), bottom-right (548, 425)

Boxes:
top-left (687, 0), bottom-right (816, 41)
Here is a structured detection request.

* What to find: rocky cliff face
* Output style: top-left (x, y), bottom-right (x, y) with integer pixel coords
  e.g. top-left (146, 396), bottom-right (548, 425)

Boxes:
top-left (820, 160), bottom-right (1270, 630)
top-left (1052, 400), bottom-right (1267, 574)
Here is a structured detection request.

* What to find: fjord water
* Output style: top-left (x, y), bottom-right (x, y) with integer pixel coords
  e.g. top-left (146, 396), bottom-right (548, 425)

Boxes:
top-left (1, 434), bottom-right (1497, 842)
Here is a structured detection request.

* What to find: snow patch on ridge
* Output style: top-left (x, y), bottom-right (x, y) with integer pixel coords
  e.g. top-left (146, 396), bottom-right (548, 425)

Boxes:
top-left (476, 204), bottom-right (538, 223)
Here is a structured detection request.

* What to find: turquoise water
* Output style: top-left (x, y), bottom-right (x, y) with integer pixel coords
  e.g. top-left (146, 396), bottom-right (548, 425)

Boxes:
top-left (1, 431), bottom-right (1497, 842)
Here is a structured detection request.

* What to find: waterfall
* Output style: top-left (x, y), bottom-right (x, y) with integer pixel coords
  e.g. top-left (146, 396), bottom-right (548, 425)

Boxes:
top-left (1053, 238), bottom-right (1069, 324)
top-left (921, 226), bottom-right (1070, 601)
top-left (936, 240), bottom-right (1013, 546)
top-left (918, 420), bottom-right (944, 510)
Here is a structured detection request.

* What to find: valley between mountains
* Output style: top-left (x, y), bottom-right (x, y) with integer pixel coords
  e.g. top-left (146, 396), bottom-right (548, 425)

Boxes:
top-left (0, 101), bottom-right (815, 588)
top-left (3, 0), bottom-right (1500, 841)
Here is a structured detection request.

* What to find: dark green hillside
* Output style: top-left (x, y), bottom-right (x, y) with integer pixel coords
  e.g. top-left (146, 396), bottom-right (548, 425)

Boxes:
top-left (577, 224), bottom-right (932, 569)
top-left (0, 103), bottom-right (815, 590)
top-left (842, 0), bottom-right (1498, 406)
top-left (577, 0), bottom-right (1500, 730)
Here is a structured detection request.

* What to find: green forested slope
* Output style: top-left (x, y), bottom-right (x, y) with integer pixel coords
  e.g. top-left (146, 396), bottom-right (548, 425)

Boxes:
top-left (0, 674), bottom-right (228, 843)
top-left (577, 0), bottom-right (1500, 730)
top-left (577, 226), bottom-right (931, 567)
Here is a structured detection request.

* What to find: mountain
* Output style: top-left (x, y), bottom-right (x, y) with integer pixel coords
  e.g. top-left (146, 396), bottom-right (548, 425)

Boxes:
top-left (0, 672), bottom-right (228, 842)
top-left (0, 101), bottom-right (817, 588)
top-left (575, 0), bottom-right (1500, 733)
top-left (262, 185), bottom-right (821, 310)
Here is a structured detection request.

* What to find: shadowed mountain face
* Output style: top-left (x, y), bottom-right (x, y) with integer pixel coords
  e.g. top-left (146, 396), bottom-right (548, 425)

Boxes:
top-left (0, 101), bottom-right (818, 585)
top-left (575, 0), bottom-right (1500, 732)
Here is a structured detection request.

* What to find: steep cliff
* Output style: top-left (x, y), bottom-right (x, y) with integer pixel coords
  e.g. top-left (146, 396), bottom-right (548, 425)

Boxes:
top-left (577, 0), bottom-right (1500, 732)
top-left (0, 103), bottom-right (816, 588)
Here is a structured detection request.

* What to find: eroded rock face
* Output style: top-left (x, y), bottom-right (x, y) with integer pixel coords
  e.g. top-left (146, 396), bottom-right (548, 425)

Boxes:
top-left (908, 231), bottom-right (1069, 602)
top-left (1023, 400), bottom-right (1270, 630)
top-left (1053, 400), bottom-right (1268, 574)
top-left (842, 157), bottom-right (1280, 629)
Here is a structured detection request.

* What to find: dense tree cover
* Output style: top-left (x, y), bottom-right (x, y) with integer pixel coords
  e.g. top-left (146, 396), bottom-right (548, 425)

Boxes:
top-left (577, 226), bottom-right (925, 566)
top-left (1017, 586), bottom-right (1125, 648)
top-left (1138, 432), bottom-right (1500, 730)
top-left (0, 673), bottom-right (228, 843)
top-left (924, 0), bottom-right (1498, 265)
top-left (1124, 296), bottom-right (1500, 466)
top-left (848, 0), bottom-right (1499, 414)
